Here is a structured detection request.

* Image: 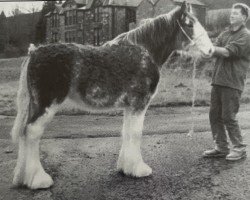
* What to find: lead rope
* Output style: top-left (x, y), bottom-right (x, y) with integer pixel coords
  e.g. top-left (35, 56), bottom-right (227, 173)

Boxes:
top-left (176, 20), bottom-right (200, 137)
top-left (187, 58), bottom-right (198, 137)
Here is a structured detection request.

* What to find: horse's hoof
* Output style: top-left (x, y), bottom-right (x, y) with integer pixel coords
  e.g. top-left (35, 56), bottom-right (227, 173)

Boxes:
top-left (13, 167), bottom-right (24, 187)
top-left (121, 161), bottom-right (152, 177)
top-left (133, 162), bottom-right (152, 177)
top-left (27, 171), bottom-right (53, 190)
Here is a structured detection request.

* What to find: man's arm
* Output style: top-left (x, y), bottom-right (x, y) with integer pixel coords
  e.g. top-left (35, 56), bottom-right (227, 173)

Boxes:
top-left (213, 46), bottom-right (230, 57)
top-left (201, 46), bottom-right (229, 60)
top-left (201, 31), bottom-right (227, 59)
top-left (213, 33), bottom-right (250, 58)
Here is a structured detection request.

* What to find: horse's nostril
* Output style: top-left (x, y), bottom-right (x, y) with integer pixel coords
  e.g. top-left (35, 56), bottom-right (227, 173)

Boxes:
top-left (209, 49), bottom-right (212, 54)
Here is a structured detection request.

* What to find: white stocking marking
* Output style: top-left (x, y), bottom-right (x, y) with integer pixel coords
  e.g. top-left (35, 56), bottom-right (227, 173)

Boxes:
top-left (13, 105), bottom-right (58, 189)
top-left (117, 108), bottom-right (152, 177)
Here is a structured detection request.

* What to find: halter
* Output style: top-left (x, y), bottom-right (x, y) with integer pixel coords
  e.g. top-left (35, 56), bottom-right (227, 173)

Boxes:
top-left (176, 20), bottom-right (206, 47)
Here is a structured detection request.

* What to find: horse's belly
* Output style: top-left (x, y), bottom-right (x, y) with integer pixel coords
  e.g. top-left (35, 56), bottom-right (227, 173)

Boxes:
top-left (68, 85), bottom-right (127, 111)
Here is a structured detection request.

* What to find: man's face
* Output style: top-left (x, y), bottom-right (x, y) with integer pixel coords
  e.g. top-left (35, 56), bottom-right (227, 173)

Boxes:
top-left (230, 8), bottom-right (246, 25)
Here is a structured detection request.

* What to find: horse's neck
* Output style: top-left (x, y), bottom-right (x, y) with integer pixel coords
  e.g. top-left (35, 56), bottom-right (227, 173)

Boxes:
top-left (146, 40), bottom-right (177, 66)
top-left (140, 29), bottom-right (178, 66)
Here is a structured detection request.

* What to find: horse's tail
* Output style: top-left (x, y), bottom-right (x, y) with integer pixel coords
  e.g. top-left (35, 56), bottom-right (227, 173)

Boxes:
top-left (10, 44), bottom-right (36, 143)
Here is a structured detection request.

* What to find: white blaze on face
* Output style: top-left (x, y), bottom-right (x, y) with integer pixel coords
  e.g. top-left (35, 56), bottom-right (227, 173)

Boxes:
top-left (192, 19), bottom-right (214, 57)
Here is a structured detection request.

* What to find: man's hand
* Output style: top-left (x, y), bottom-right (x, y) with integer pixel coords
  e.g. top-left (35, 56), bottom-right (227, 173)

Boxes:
top-left (201, 46), bottom-right (230, 61)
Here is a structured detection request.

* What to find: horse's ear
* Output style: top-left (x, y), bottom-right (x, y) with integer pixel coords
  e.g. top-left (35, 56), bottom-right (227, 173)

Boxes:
top-left (187, 3), bottom-right (193, 13)
top-left (180, 1), bottom-right (187, 13)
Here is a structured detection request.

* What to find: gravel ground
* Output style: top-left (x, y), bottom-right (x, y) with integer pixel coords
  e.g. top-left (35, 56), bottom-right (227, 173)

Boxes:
top-left (0, 106), bottom-right (250, 200)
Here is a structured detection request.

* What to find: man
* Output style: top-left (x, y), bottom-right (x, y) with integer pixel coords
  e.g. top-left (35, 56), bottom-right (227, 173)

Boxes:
top-left (203, 3), bottom-right (250, 161)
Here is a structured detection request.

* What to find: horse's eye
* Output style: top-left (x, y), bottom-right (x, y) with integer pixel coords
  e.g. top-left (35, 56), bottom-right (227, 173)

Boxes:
top-left (183, 17), bottom-right (193, 28)
top-left (186, 23), bottom-right (193, 28)
top-left (184, 20), bottom-right (194, 28)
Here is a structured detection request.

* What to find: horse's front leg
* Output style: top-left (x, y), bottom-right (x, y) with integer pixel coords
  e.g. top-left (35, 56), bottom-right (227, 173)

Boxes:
top-left (117, 107), bottom-right (152, 177)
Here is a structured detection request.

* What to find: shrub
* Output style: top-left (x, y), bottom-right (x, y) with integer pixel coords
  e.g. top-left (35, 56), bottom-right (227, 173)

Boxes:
top-left (4, 44), bottom-right (21, 58)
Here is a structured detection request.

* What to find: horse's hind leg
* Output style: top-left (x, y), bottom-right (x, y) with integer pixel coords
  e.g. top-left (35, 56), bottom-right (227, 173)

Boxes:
top-left (13, 103), bottom-right (59, 189)
top-left (117, 106), bottom-right (152, 177)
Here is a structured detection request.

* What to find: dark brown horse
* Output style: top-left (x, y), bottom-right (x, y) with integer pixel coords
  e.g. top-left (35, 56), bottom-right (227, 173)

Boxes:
top-left (11, 2), bottom-right (214, 189)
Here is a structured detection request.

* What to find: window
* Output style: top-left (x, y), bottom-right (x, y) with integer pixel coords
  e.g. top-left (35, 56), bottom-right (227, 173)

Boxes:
top-left (65, 11), bottom-right (69, 25)
top-left (73, 10), bottom-right (77, 24)
top-left (52, 14), bottom-right (59, 27)
top-left (69, 15), bottom-right (72, 25)
top-left (77, 31), bottom-right (82, 43)
top-left (125, 8), bottom-right (136, 31)
top-left (72, 31), bottom-right (76, 42)
top-left (65, 10), bottom-right (77, 26)
top-left (94, 28), bottom-right (99, 46)
top-left (52, 32), bottom-right (58, 43)
top-left (65, 31), bottom-right (76, 43)
top-left (50, 17), bottom-right (52, 28)
top-left (57, 16), bottom-right (60, 27)
top-left (77, 11), bottom-right (83, 23)
top-left (94, 7), bottom-right (100, 22)
top-left (52, 15), bottom-right (54, 27)
top-left (65, 32), bottom-right (68, 42)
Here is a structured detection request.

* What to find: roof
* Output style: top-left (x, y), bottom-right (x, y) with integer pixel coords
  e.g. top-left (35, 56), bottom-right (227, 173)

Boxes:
top-left (45, 3), bottom-right (64, 16)
top-left (66, 0), bottom-right (142, 10)
top-left (55, 3), bottom-right (64, 14)
top-left (78, 6), bottom-right (87, 10)
top-left (75, 0), bottom-right (87, 5)
top-left (147, 0), bottom-right (160, 5)
top-left (85, 0), bottom-right (95, 9)
top-left (55, 4), bottom-right (62, 12)
top-left (62, 0), bottom-right (87, 7)
top-left (173, 0), bottom-right (205, 6)
top-left (103, 0), bottom-right (142, 7)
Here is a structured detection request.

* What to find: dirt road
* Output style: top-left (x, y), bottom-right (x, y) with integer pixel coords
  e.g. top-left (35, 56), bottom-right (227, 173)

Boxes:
top-left (0, 106), bottom-right (250, 200)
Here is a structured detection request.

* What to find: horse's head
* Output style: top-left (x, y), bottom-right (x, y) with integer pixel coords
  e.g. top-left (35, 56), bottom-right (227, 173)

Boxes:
top-left (175, 1), bottom-right (214, 57)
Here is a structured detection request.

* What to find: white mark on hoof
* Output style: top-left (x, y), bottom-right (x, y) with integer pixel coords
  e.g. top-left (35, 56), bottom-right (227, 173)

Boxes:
top-left (13, 164), bottom-right (53, 189)
top-left (117, 147), bottom-right (152, 178)
top-left (133, 162), bottom-right (152, 177)
top-left (28, 171), bottom-right (53, 190)
top-left (118, 159), bottom-right (152, 178)
top-left (13, 166), bottom-right (24, 187)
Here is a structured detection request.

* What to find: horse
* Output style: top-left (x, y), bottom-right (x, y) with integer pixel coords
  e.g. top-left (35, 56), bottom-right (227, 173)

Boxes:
top-left (11, 1), bottom-right (214, 189)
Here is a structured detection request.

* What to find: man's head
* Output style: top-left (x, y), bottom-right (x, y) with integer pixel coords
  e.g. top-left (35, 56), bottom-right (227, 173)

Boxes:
top-left (230, 3), bottom-right (250, 26)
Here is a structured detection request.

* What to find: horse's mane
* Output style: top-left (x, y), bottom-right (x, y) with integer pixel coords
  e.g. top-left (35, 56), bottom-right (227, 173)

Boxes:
top-left (106, 7), bottom-right (180, 50)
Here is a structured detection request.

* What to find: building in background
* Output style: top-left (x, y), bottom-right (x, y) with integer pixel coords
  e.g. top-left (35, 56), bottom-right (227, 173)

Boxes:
top-left (45, 0), bottom-right (206, 45)
top-left (45, 0), bottom-right (139, 45)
